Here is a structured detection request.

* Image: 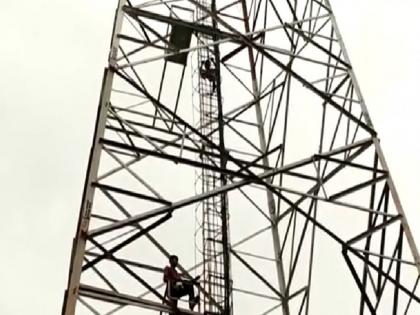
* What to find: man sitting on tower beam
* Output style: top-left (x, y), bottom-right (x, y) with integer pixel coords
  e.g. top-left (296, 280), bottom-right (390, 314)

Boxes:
top-left (163, 255), bottom-right (200, 310)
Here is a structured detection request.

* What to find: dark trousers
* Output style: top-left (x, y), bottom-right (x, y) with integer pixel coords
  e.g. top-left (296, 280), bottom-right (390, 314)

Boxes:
top-left (169, 282), bottom-right (195, 300)
top-left (200, 71), bottom-right (217, 93)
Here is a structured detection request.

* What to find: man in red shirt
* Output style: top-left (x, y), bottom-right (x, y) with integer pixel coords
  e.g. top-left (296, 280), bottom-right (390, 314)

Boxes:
top-left (163, 255), bottom-right (199, 310)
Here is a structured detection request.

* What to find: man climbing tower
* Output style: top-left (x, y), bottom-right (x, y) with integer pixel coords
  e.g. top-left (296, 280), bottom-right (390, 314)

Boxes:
top-left (199, 58), bottom-right (217, 94)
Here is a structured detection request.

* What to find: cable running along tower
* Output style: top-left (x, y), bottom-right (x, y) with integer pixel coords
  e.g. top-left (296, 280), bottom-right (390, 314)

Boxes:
top-left (62, 0), bottom-right (420, 314)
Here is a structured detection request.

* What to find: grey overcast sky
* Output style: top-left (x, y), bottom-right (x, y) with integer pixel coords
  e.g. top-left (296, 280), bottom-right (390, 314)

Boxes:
top-left (0, 1), bottom-right (419, 314)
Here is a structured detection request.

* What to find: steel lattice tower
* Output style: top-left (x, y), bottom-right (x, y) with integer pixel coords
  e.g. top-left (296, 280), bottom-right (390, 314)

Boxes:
top-left (62, 1), bottom-right (420, 314)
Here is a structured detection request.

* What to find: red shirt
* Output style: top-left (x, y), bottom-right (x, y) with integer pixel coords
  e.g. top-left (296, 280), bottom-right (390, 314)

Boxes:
top-left (163, 266), bottom-right (180, 283)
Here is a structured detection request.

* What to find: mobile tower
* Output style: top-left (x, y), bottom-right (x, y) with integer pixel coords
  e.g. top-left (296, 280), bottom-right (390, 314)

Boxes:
top-left (62, 1), bottom-right (420, 314)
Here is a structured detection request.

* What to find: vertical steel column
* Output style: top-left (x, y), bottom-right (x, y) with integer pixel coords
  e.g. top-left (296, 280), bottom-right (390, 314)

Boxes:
top-left (239, 1), bottom-right (290, 314)
top-left (61, 1), bottom-right (126, 314)
top-left (210, 0), bottom-right (232, 313)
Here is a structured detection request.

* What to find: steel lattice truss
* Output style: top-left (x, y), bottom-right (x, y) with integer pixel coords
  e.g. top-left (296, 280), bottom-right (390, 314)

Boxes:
top-left (62, 0), bottom-right (420, 314)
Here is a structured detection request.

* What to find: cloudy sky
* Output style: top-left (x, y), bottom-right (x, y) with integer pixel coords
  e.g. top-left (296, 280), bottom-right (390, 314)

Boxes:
top-left (1, 0), bottom-right (419, 314)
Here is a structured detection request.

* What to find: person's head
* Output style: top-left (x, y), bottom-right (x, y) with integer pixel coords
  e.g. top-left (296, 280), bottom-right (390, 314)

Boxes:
top-left (169, 255), bottom-right (178, 267)
top-left (204, 59), bottom-right (211, 70)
